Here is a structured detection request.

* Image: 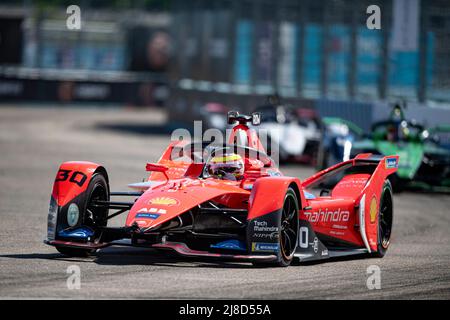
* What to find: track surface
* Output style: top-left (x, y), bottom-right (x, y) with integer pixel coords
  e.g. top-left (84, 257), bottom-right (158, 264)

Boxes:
top-left (0, 106), bottom-right (449, 299)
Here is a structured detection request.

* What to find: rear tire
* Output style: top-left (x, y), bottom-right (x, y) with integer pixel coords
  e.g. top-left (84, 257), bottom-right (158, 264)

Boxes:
top-left (372, 180), bottom-right (393, 258)
top-left (253, 188), bottom-right (299, 267)
top-left (55, 172), bottom-right (109, 257)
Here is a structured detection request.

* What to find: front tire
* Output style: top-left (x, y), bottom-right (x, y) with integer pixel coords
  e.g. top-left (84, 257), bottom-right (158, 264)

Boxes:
top-left (55, 172), bottom-right (109, 257)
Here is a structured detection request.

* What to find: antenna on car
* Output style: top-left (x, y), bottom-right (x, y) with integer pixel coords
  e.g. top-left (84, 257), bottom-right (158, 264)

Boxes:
top-left (227, 111), bottom-right (261, 126)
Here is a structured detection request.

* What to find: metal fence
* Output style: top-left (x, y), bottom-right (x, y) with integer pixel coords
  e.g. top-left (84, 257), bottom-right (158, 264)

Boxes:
top-left (1, 0), bottom-right (450, 113)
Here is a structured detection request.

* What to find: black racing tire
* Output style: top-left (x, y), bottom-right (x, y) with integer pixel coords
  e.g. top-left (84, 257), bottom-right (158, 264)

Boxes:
top-left (372, 179), bottom-right (393, 258)
top-left (55, 172), bottom-right (109, 257)
top-left (253, 188), bottom-right (299, 267)
top-left (82, 173), bottom-right (109, 229)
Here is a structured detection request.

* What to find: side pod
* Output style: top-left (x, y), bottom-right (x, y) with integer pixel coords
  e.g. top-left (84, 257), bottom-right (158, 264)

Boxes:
top-left (246, 177), bottom-right (305, 258)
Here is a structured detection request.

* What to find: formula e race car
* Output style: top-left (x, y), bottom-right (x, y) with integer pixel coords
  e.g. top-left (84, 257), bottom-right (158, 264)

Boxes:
top-left (45, 111), bottom-right (398, 267)
top-left (253, 103), bottom-right (321, 163)
top-left (317, 104), bottom-right (450, 191)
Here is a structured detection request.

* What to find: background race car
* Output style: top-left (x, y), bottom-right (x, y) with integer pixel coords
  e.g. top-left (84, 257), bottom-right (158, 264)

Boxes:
top-left (252, 102), bottom-right (321, 164)
top-left (318, 104), bottom-right (450, 191)
top-left (316, 117), bottom-right (364, 171)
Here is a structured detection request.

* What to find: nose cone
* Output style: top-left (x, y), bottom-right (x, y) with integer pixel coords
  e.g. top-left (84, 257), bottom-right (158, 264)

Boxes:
top-left (125, 178), bottom-right (249, 230)
top-left (130, 196), bottom-right (184, 229)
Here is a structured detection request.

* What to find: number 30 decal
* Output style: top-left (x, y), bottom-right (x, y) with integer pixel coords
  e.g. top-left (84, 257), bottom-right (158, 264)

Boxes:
top-left (56, 169), bottom-right (87, 187)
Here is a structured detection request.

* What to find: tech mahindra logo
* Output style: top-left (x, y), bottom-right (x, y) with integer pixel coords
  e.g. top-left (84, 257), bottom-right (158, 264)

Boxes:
top-left (304, 208), bottom-right (350, 223)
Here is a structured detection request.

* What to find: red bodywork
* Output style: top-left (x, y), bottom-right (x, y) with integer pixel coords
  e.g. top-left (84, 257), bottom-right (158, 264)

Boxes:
top-left (47, 118), bottom-right (398, 262)
top-left (51, 161), bottom-right (106, 207)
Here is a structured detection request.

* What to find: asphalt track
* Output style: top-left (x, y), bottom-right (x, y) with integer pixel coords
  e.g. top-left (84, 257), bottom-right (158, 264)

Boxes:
top-left (0, 105), bottom-right (449, 299)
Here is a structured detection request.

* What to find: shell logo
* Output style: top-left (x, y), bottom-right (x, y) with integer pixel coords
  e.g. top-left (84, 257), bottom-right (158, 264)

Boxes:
top-left (370, 196), bottom-right (378, 223)
top-left (148, 197), bottom-right (179, 206)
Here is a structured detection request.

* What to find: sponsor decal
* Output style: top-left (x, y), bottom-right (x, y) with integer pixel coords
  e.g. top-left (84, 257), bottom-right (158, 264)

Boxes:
top-left (210, 240), bottom-right (246, 251)
top-left (334, 178), bottom-right (368, 188)
top-left (253, 231), bottom-right (279, 240)
top-left (148, 197), bottom-right (179, 206)
top-left (138, 207), bottom-right (167, 214)
top-left (303, 208), bottom-right (350, 223)
top-left (332, 224), bottom-right (348, 230)
top-left (136, 213), bottom-right (160, 219)
top-left (313, 237), bottom-right (319, 253)
top-left (330, 230), bottom-right (345, 236)
top-left (253, 221), bottom-right (278, 233)
top-left (251, 242), bottom-right (279, 253)
top-left (321, 249), bottom-right (329, 256)
top-left (385, 157), bottom-right (398, 169)
top-left (370, 196), bottom-right (378, 223)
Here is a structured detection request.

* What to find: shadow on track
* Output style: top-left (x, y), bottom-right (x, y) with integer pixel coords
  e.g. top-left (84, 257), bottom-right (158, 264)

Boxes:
top-left (0, 247), bottom-right (255, 269)
top-left (1, 246), bottom-right (383, 269)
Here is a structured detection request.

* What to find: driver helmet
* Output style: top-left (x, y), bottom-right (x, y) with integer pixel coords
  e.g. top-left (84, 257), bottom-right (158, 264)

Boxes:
top-left (206, 153), bottom-right (244, 181)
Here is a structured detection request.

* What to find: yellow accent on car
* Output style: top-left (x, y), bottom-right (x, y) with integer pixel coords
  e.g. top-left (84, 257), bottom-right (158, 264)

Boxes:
top-left (210, 154), bottom-right (242, 163)
top-left (148, 197), bottom-right (179, 206)
top-left (370, 196), bottom-right (378, 223)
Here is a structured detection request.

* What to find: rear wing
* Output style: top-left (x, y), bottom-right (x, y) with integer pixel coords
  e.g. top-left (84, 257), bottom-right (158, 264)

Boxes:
top-left (302, 153), bottom-right (398, 188)
top-left (357, 154), bottom-right (398, 252)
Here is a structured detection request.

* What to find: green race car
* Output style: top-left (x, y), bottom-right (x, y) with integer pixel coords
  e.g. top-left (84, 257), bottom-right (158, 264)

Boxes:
top-left (319, 105), bottom-right (450, 192)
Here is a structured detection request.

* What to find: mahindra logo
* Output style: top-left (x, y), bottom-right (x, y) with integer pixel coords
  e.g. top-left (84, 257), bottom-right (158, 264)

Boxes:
top-left (304, 208), bottom-right (350, 223)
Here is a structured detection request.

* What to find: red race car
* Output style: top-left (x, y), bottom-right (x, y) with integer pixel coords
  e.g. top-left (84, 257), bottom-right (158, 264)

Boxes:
top-left (45, 112), bottom-right (398, 267)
